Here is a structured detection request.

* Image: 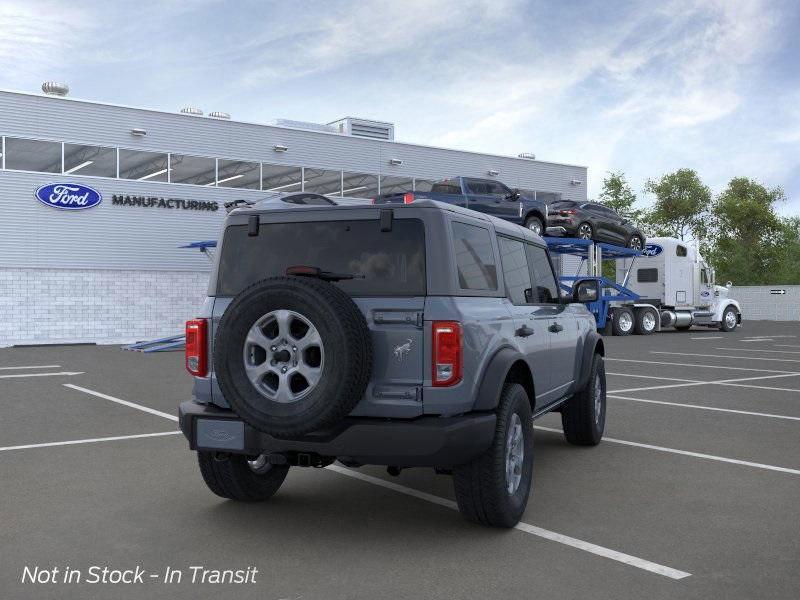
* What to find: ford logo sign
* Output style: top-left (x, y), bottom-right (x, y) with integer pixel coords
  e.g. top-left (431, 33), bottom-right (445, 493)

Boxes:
top-left (641, 243), bottom-right (663, 257)
top-left (35, 183), bottom-right (102, 210)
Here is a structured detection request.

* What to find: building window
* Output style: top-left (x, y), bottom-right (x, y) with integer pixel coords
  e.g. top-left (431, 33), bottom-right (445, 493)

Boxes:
top-left (4, 137), bottom-right (61, 173)
top-left (63, 144), bottom-right (117, 177)
top-left (451, 222), bottom-right (497, 291)
top-left (379, 175), bottom-right (413, 195)
top-left (262, 164), bottom-right (302, 192)
top-left (170, 154), bottom-right (216, 186)
top-left (341, 172), bottom-right (379, 198)
top-left (304, 168), bottom-right (342, 196)
top-left (217, 159), bottom-right (260, 189)
top-left (119, 149), bottom-right (169, 182)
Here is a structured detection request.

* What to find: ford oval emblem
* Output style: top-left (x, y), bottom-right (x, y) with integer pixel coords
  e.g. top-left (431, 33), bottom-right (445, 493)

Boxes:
top-left (35, 183), bottom-right (102, 210)
top-left (642, 243), bottom-right (663, 257)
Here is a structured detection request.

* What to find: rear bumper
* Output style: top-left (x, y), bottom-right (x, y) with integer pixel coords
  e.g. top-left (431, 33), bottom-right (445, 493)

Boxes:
top-left (179, 400), bottom-right (496, 467)
top-left (546, 217), bottom-right (579, 234)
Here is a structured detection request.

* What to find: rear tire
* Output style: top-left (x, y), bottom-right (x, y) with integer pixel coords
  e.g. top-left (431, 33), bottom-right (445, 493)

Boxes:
top-left (198, 452), bottom-right (289, 501)
top-left (453, 383), bottom-right (533, 528)
top-left (627, 235), bottom-right (644, 251)
top-left (611, 307), bottom-right (634, 336)
top-left (577, 222), bottom-right (593, 240)
top-left (633, 307), bottom-right (657, 335)
top-left (562, 354), bottom-right (605, 446)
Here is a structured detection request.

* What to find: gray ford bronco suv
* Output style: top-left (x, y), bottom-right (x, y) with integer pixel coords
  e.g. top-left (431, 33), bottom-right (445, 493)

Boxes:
top-left (179, 199), bottom-right (606, 527)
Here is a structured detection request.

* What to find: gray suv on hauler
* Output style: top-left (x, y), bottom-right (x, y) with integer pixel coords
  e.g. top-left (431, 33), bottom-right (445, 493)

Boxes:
top-left (179, 199), bottom-right (606, 527)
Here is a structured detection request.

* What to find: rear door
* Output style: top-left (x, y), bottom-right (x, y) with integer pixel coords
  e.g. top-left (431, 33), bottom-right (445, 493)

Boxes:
top-left (525, 243), bottom-right (578, 398)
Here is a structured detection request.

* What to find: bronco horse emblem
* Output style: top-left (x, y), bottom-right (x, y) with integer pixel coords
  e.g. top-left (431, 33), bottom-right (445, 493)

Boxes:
top-left (393, 338), bottom-right (413, 362)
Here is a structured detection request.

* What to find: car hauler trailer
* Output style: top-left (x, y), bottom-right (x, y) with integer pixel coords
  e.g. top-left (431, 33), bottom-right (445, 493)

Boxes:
top-left (547, 236), bottom-right (742, 335)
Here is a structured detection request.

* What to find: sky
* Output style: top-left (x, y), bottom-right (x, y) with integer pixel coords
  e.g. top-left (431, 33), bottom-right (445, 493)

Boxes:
top-left (2, 0), bottom-right (799, 213)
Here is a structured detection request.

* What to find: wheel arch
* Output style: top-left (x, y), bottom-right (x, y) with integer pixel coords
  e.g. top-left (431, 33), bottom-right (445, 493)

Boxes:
top-left (573, 331), bottom-right (604, 392)
top-left (473, 347), bottom-right (535, 412)
top-left (523, 208), bottom-right (546, 227)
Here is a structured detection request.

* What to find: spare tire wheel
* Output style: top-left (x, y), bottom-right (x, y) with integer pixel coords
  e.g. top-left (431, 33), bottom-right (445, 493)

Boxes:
top-left (214, 276), bottom-right (373, 438)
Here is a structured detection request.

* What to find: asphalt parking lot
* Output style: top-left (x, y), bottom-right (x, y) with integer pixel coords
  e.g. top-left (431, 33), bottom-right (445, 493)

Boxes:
top-left (2, 321), bottom-right (799, 600)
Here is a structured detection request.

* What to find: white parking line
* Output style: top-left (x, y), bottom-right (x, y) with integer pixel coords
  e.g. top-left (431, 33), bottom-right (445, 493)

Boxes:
top-left (0, 371), bottom-right (84, 379)
top-left (535, 426), bottom-right (800, 476)
top-left (607, 372), bottom-right (700, 383)
top-left (608, 358), bottom-right (799, 374)
top-left (690, 336), bottom-right (724, 340)
top-left (739, 338), bottom-right (774, 343)
top-left (64, 384), bottom-right (179, 422)
top-left (652, 351), bottom-right (800, 363)
top-left (609, 394), bottom-right (800, 421)
top-left (0, 431), bottom-right (181, 452)
top-left (608, 372), bottom-right (800, 394)
top-left (0, 364), bottom-right (61, 370)
top-left (776, 344), bottom-right (800, 349)
top-left (326, 464), bottom-right (691, 580)
top-left (715, 348), bottom-right (800, 354)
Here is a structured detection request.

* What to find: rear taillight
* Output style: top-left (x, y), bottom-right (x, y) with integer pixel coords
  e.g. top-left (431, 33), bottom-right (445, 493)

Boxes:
top-left (371, 198), bottom-right (376, 204)
top-left (432, 321), bottom-right (462, 387)
top-left (185, 319), bottom-right (208, 377)
top-left (403, 192), bottom-right (415, 204)
top-left (560, 209), bottom-right (577, 215)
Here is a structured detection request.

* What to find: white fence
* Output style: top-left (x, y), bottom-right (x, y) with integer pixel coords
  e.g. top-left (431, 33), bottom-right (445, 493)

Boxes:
top-left (729, 286), bottom-right (800, 322)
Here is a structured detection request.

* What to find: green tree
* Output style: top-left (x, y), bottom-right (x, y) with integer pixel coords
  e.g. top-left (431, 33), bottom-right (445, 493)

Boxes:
top-left (642, 169), bottom-right (711, 241)
top-left (598, 171), bottom-right (641, 220)
top-left (707, 177), bottom-right (786, 285)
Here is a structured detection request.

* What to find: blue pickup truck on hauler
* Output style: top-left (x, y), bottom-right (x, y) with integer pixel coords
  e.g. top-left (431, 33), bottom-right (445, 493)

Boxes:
top-left (373, 176), bottom-right (549, 235)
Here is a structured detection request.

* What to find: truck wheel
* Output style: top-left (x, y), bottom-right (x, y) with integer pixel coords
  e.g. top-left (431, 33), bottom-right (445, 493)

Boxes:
top-left (452, 383), bottom-right (533, 528)
top-left (611, 307), bottom-right (634, 336)
top-left (633, 307), bottom-right (657, 335)
top-left (561, 353), bottom-right (605, 446)
top-left (197, 452), bottom-right (289, 501)
top-left (720, 306), bottom-right (738, 332)
top-left (524, 215), bottom-right (544, 236)
top-left (627, 235), bottom-right (644, 251)
top-left (577, 222), bottom-right (593, 240)
top-left (214, 276), bottom-right (372, 437)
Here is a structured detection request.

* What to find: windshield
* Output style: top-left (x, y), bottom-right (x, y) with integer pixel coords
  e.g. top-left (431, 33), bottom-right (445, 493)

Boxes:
top-left (216, 218), bottom-right (426, 297)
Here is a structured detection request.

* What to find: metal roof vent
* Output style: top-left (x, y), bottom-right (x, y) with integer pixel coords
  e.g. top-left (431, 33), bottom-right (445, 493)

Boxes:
top-left (328, 117), bottom-right (395, 141)
top-left (41, 82), bottom-right (69, 96)
top-left (269, 119), bottom-right (337, 134)
top-left (518, 152), bottom-right (536, 160)
top-left (208, 111), bottom-right (231, 119)
top-left (180, 106), bottom-right (203, 116)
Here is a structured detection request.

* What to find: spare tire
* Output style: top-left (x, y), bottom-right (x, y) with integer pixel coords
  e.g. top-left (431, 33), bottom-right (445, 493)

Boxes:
top-left (214, 276), bottom-right (372, 438)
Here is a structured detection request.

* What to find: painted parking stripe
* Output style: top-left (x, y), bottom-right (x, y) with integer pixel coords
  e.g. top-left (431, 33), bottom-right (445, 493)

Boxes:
top-left (609, 372), bottom-right (800, 394)
top-left (652, 351), bottom-right (800, 363)
top-left (0, 371), bottom-right (83, 379)
top-left (535, 426), bottom-right (800, 476)
top-left (607, 358), bottom-right (799, 374)
top-left (607, 372), bottom-right (700, 383)
top-left (64, 384), bottom-right (178, 422)
top-left (326, 464), bottom-right (691, 580)
top-left (0, 364), bottom-right (61, 370)
top-left (0, 431), bottom-right (181, 452)
top-left (609, 394), bottom-right (800, 421)
top-left (690, 336), bottom-right (724, 340)
top-left (776, 344), bottom-right (800, 349)
top-left (715, 347), bottom-right (800, 354)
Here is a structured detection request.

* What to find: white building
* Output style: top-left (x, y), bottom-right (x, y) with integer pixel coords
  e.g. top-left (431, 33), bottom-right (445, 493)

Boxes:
top-left (0, 85), bottom-right (588, 346)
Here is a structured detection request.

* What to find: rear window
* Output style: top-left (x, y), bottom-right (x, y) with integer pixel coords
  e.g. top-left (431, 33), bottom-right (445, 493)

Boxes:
top-left (216, 219), bottom-right (426, 296)
top-left (550, 200), bottom-right (577, 209)
top-left (431, 180), bottom-right (462, 194)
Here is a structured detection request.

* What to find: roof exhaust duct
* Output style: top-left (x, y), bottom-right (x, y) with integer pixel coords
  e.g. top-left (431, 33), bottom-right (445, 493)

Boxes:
top-left (208, 111), bottom-right (231, 119)
top-left (42, 82), bottom-right (69, 96)
top-left (180, 106), bottom-right (203, 116)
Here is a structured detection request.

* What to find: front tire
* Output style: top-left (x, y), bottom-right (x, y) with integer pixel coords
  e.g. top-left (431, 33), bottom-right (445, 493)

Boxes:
top-left (720, 306), bottom-right (738, 332)
top-left (453, 383), bottom-right (533, 528)
top-left (577, 222), bottom-right (593, 240)
top-left (198, 451), bottom-right (289, 501)
top-left (627, 235), bottom-right (644, 251)
top-left (524, 215), bottom-right (544, 236)
top-left (562, 353), bottom-right (605, 446)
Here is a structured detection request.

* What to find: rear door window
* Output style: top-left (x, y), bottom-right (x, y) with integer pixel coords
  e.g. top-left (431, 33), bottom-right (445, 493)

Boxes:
top-left (431, 180), bottom-right (462, 194)
top-left (216, 219), bottom-right (426, 296)
top-left (525, 244), bottom-right (560, 303)
top-left (452, 222), bottom-right (498, 290)
top-left (498, 237), bottom-right (532, 304)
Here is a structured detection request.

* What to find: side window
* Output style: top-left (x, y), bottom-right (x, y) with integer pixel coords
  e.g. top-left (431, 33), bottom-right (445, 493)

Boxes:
top-left (637, 268), bottom-right (658, 283)
top-left (430, 180), bottom-right (462, 195)
top-left (466, 179), bottom-right (490, 195)
top-left (498, 237), bottom-right (532, 304)
top-left (676, 245), bottom-right (688, 257)
top-left (452, 222), bottom-right (498, 291)
top-left (701, 269), bottom-right (709, 284)
top-left (525, 244), bottom-right (560, 303)
top-left (486, 181), bottom-right (511, 197)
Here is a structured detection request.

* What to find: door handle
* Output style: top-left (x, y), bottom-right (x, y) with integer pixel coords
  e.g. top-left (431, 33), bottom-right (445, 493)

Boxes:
top-left (548, 322), bottom-right (564, 333)
top-left (515, 325), bottom-right (534, 338)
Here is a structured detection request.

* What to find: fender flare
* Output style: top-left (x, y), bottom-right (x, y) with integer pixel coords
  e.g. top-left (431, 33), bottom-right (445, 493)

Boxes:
top-left (473, 347), bottom-right (529, 411)
top-left (714, 299), bottom-right (742, 322)
top-left (574, 331), bottom-right (604, 392)
top-left (523, 208), bottom-right (546, 227)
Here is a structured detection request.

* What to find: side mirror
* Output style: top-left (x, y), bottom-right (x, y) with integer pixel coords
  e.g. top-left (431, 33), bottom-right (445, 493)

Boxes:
top-left (505, 189), bottom-right (521, 201)
top-left (573, 279), bottom-right (599, 303)
top-left (726, 281), bottom-right (732, 288)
